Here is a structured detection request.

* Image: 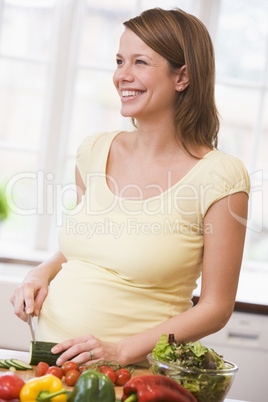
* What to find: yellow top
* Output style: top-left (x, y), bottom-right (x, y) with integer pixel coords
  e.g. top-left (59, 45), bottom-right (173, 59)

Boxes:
top-left (38, 131), bottom-right (250, 343)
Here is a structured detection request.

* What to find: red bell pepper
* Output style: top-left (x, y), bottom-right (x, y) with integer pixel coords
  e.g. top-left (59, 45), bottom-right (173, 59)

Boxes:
top-left (121, 375), bottom-right (197, 402)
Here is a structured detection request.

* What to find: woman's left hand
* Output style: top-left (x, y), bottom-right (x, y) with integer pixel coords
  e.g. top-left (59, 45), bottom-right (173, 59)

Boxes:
top-left (51, 334), bottom-right (121, 366)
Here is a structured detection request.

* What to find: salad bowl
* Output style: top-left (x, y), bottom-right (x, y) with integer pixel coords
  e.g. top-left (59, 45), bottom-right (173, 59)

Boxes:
top-left (147, 353), bottom-right (238, 402)
top-left (148, 335), bottom-right (238, 402)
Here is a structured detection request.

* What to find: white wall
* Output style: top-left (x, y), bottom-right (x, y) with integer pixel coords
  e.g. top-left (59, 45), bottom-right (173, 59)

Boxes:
top-left (0, 264), bottom-right (34, 351)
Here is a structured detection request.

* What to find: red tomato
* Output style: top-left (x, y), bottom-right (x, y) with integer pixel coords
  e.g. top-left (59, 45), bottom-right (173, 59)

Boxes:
top-left (78, 365), bottom-right (88, 373)
top-left (61, 361), bottom-right (79, 375)
top-left (98, 366), bottom-right (116, 383)
top-left (65, 370), bottom-right (80, 386)
top-left (35, 362), bottom-right (49, 377)
top-left (46, 366), bottom-right (63, 380)
top-left (0, 372), bottom-right (25, 399)
top-left (115, 368), bottom-right (131, 386)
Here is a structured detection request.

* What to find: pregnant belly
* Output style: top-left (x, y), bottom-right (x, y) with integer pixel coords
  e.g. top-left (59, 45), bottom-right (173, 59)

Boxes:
top-left (38, 260), bottom-right (188, 343)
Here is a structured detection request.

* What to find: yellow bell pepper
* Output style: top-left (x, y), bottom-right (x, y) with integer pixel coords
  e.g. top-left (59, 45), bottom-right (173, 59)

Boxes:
top-left (20, 374), bottom-right (67, 402)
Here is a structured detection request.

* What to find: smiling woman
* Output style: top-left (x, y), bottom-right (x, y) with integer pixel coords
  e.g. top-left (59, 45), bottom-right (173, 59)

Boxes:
top-left (9, 7), bottom-right (251, 373)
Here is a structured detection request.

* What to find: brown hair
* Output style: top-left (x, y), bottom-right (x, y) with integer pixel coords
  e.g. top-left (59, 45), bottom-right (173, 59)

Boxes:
top-left (124, 8), bottom-right (219, 153)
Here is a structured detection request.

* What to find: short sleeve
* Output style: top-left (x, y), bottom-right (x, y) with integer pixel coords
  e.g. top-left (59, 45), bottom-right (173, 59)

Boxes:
top-left (76, 132), bottom-right (105, 186)
top-left (201, 154), bottom-right (250, 217)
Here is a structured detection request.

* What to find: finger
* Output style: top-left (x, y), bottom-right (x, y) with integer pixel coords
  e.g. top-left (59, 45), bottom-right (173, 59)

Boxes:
top-left (71, 350), bottom-right (98, 365)
top-left (52, 334), bottom-right (94, 354)
top-left (55, 341), bottom-right (96, 366)
top-left (11, 289), bottom-right (28, 321)
top-left (23, 282), bottom-right (37, 315)
top-left (33, 288), bottom-right (48, 316)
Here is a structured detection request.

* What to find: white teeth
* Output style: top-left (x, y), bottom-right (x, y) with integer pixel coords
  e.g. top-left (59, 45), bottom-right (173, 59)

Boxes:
top-left (122, 90), bottom-right (142, 97)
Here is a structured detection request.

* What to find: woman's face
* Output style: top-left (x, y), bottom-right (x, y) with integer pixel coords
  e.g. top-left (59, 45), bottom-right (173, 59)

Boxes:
top-left (113, 28), bottom-right (180, 123)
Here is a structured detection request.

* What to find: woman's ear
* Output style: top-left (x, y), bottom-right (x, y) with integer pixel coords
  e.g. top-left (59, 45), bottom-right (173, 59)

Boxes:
top-left (175, 65), bottom-right (189, 92)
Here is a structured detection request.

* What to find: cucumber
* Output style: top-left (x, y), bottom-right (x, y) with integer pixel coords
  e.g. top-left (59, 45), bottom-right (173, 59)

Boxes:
top-left (29, 341), bottom-right (62, 366)
top-left (3, 359), bottom-right (22, 370)
top-left (11, 359), bottom-right (33, 370)
top-left (0, 359), bottom-right (10, 369)
top-left (0, 359), bottom-right (32, 370)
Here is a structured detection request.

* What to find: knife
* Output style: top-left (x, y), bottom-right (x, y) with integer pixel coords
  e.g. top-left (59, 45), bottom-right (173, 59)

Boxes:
top-left (27, 313), bottom-right (36, 344)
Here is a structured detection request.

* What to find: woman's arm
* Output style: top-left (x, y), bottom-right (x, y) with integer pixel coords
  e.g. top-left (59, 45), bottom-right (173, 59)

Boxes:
top-left (11, 165), bottom-right (86, 321)
top-left (52, 191), bottom-right (248, 366)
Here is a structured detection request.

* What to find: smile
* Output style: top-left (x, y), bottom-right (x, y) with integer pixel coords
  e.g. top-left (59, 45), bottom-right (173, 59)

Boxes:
top-left (122, 90), bottom-right (143, 97)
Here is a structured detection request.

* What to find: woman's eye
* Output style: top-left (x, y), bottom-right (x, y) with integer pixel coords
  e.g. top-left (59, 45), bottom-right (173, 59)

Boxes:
top-left (136, 59), bottom-right (147, 65)
top-left (116, 59), bottom-right (123, 66)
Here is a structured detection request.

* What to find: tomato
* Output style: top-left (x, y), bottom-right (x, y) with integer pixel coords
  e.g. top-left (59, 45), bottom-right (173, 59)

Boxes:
top-left (115, 368), bottom-right (131, 386)
top-left (78, 365), bottom-right (89, 373)
top-left (45, 366), bottom-right (63, 380)
top-left (35, 362), bottom-right (49, 377)
top-left (61, 361), bottom-right (79, 375)
top-left (98, 366), bottom-right (116, 383)
top-left (65, 370), bottom-right (80, 386)
top-left (0, 372), bottom-right (25, 399)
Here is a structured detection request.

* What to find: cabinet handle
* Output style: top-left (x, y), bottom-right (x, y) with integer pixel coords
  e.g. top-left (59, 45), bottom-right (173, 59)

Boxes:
top-left (228, 331), bottom-right (259, 341)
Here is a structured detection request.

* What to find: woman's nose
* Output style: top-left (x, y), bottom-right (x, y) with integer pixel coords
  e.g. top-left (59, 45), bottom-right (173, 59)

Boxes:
top-left (115, 64), bottom-right (134, 82)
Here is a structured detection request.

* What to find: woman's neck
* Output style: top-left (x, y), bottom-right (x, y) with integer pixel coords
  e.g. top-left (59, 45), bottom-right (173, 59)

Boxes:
top-left (131, 121), bottom-right (184, 160)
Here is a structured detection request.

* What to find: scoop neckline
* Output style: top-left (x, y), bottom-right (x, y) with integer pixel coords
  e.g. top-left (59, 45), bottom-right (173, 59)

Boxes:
top-left (103, 130), bottom-right (216, 203)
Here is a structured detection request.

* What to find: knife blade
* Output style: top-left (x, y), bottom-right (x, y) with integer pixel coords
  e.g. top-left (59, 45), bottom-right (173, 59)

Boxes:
top-left (27, 314), bottom-right (36, 344)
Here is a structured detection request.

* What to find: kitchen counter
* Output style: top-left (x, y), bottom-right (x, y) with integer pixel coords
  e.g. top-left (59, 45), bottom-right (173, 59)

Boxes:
top-left (0, 349), bottom-right (250, 401)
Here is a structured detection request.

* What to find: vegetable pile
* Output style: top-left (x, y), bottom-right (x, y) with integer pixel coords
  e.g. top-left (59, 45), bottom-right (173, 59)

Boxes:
top-left (34, 359), bottom-right (133, 388)
top-left (0, 357), bottom-right (134, 401)
top-left (151, 334), bottom-right (236, 402)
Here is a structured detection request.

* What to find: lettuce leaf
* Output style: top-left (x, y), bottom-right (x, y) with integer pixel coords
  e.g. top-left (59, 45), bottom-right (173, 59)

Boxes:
top-left (152, 334), bottom-right (175, 362)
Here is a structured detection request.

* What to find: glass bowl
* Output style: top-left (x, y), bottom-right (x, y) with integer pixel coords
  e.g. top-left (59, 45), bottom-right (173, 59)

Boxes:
top-left (147, 353), bottom-right (238, 402)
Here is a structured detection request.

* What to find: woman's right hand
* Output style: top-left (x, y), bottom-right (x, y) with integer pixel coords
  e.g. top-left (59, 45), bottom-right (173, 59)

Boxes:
top-left (10, 251), bottom-right (66, 322)
top-left (10, 266), bottom-right (49, 322)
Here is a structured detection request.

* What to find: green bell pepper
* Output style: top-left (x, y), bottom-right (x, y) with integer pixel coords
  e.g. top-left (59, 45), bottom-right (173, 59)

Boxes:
top-left (68, 369), bottom-right (115, 402)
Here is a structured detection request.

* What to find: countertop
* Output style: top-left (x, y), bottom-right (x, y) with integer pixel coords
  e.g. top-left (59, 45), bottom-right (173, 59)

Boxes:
top-left (0, 349), bottom-right (250, 401)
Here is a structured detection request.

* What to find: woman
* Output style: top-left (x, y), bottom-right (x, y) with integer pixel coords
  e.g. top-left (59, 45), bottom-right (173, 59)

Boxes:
top-left (11, 8), bottom-right (250, 367)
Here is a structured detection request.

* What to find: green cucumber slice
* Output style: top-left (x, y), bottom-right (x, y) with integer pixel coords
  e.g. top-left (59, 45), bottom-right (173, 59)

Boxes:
top-left (0, 359), bottom-right (10, 369)
top-left (3, 359), bottom-right (21, 370)
top-left (10, 359), bottom-right (33, 370)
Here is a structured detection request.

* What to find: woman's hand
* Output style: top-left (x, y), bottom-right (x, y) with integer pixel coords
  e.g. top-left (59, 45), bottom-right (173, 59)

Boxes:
top-left (51, 334), bottom-right (122, 367)
top-left (10, 251), bottom-right (66, 321)
top-left (10, 266), bottom-right (49, 321)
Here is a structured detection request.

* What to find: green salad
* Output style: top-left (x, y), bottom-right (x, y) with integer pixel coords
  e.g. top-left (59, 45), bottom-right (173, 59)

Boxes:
top-left (151, 334), bottom-right (236, 402)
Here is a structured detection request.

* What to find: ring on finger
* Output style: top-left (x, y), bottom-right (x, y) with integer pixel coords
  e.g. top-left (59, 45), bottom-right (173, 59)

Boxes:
top-left (88, 350), bottom-right (95, 360)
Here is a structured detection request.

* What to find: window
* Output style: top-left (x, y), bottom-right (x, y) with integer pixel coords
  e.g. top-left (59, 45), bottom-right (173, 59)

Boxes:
top-left (214, 0), bottom-right (268, 266)
top-left (0, 0), bottom-right (267, 269)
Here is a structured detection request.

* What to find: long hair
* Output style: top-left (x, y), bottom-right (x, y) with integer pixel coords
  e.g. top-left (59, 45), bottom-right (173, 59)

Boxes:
top-left (124, 8), bottom-right (219, 153)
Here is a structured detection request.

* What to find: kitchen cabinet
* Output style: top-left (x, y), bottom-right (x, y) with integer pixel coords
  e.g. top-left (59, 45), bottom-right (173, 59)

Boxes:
top-left (193, 266), bottom-right (268, 402)
top-left (201, 311), bottom-right (268, 402)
